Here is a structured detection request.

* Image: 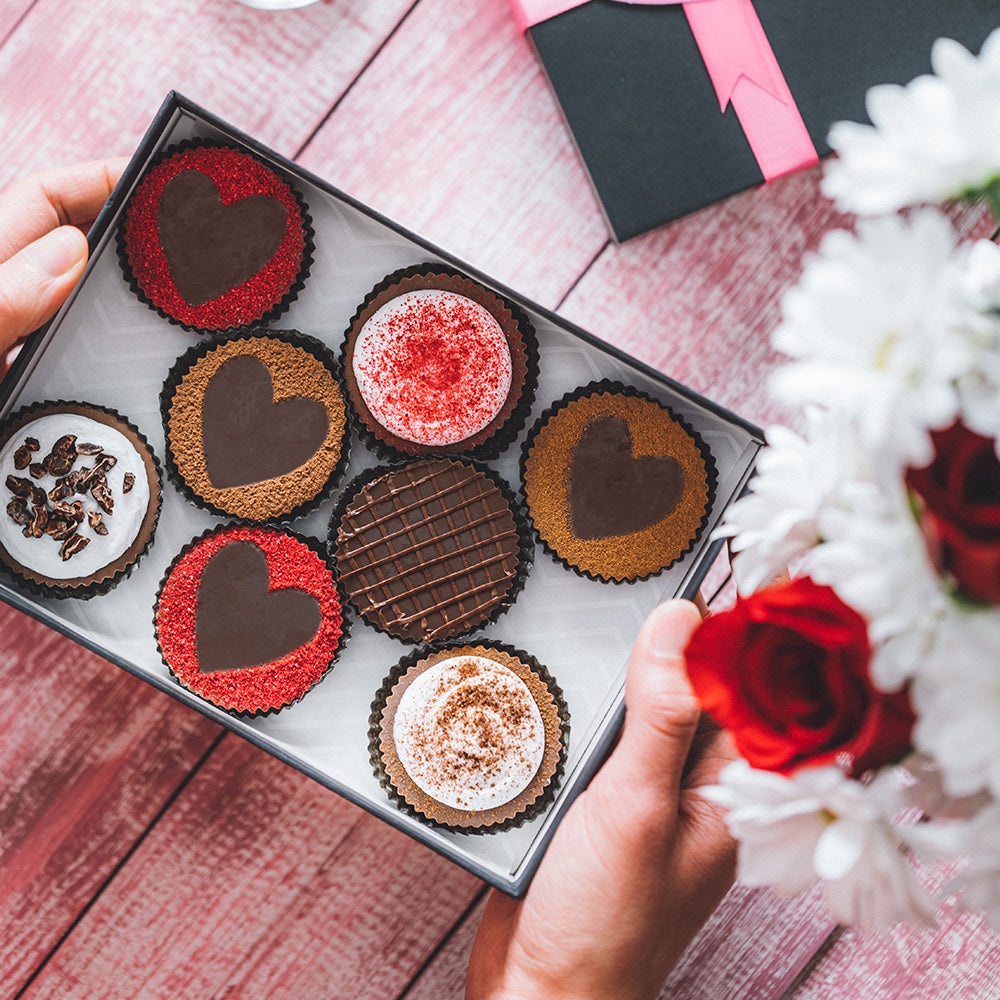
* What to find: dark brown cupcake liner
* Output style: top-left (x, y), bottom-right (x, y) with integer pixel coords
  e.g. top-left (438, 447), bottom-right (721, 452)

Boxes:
top-left (339, 263), bottom-right (538, 462)
top-left (328, 457), bottom-right (534, 644)
top-left (159, 328), bottom-right (351, 525)
top-left (153, 523), bottom-right (351, 718)
top-left (368, 639), bottom-right (570, 834)
top-left (116, 139), bottom-right (314, 336)
top-left (519, 379), bottom-right (718, 584)
top-left (0, 400), bottom-right (163, 600)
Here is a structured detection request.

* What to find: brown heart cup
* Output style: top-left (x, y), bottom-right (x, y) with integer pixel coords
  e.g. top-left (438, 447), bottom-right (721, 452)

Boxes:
top-left (161, 331), bottom-right (349, 523)
top-left (155, 525), bottom-right (347, 716)
top-left (520, 382), bottom-right (716, 582)
top-left (119, 143), bottom-right (312, 333)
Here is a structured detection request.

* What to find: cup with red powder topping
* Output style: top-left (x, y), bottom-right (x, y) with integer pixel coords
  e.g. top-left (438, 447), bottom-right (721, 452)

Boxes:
top-left (340, 264), bottom-right (538, 461)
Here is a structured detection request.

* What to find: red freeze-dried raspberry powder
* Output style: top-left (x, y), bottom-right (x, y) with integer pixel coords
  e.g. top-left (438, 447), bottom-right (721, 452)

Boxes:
top-left (353, 290), bottom-right (513, 447)
top-left (122, 145), bottom-right (306, 331)
top-left (155, 526), bottom-right (342, 715)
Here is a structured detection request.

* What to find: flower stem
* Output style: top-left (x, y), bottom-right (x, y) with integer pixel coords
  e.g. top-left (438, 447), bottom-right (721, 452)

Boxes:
top-left (984, 181), bottom-right (1000, 224)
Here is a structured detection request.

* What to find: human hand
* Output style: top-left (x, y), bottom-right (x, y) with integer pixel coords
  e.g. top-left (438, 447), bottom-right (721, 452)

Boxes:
top-left (0, 158), bottom-right (128, 369)
top-left (466, 599), bottom-right (738, 1000)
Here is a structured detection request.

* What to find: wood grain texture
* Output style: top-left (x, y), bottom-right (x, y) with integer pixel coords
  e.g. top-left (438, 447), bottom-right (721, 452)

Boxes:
top-left (0, 0), bottom-right (413, 188)
top-left (0, 603), bottom-right (221, 998)
top-left (18, 734), bottom-right (483, 1000)
top-left (295, 0), bottom-right (610, 310)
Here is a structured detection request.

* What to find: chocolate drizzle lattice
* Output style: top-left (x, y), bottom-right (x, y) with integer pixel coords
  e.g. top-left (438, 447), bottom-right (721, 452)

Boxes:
top-left (332, 458), bottom-right (528, 643)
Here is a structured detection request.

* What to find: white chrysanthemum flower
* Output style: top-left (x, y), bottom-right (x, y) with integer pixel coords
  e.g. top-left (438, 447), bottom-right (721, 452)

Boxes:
top-left (770, 210), bottom-right (973, 469)
top-left (800, 475), bottom-right (949, 691)
top-left (910, 611), bottom-right (1000, 798)
top-left (719, 408), bottom-right (870, 595)
top-left (705, 762), bottom-right (936, 928)
top-left (822, 31), bottom-right (1000, 214)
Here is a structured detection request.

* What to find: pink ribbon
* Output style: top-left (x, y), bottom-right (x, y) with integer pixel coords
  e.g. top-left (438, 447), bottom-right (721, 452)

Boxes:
top-left (512, 0), bottom-right (818, 183)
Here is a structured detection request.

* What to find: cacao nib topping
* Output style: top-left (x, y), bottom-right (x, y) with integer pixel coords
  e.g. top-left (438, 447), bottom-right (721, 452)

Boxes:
top-left (46, 516), bottom-right (77, 541)
top-left (6, 498), bottom-right (30, 526)
top-left (91, 482), bottom-right (114, 515)
top-left (6, 474), bottom-right (33, 498)
top-left (59, 533), bottom-right (89, 561)
top-left (87, 510), bottom-right (109, 536)
top-left (27, 505), bottom-right (48, 539)
top-left (48, 478), bottom-right (73, 502)
top-left (4, 426), bottom-right (133, 561)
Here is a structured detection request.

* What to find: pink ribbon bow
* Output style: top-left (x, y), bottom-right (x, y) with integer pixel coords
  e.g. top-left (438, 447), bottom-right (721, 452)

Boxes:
top-left (512, 0), bottom-right (818, 183)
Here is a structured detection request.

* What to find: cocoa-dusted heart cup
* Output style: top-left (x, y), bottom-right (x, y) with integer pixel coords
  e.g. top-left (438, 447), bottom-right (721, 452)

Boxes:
top-left (520, 380), bottom-right (717, 583)
top-left (118, 141), bottom-right (313, 334)
top-left (160, 330), bottom-right (350, 524)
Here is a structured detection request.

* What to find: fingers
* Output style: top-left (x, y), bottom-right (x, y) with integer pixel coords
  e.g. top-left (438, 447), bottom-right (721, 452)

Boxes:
top-left (598, 599), bottom-right (705, 810)
top-left (0, 226), bottom-right (89, 352)
top-left (0, 157), bottom-right (128, 262)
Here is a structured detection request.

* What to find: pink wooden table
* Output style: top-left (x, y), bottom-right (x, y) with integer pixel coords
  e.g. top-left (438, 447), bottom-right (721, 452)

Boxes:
top-left (1, 2), bottom-right (999, 997)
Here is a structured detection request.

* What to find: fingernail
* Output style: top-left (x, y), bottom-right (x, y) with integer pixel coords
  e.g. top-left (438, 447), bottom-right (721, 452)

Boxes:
top-left (650, 601), bottom-right (701, 659)
top-left (23, 227), bottom-right (84, 278)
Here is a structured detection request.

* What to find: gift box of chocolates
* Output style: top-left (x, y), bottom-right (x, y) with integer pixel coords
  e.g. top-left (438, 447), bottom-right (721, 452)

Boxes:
top-left (0, 93), bottom-right (763, 895)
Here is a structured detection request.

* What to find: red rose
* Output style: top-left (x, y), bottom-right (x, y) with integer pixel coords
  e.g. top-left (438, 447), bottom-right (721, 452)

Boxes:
top-left (905, 421), bottom-right (1000, 605)
top-left (684, 578), bottom-right (915, 776)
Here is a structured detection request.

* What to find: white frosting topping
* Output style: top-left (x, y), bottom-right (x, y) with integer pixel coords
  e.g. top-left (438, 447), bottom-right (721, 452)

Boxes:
top-left (0, 412), bottom-right (151, 581)
top-left (393, 654), bottom-right (545, 812)
top-left (353, 289), bottom-right (512, 447)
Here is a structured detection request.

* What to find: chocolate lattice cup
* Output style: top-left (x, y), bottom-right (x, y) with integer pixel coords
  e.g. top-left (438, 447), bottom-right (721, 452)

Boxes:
top-left (329, 457), bottom-right (533, 644)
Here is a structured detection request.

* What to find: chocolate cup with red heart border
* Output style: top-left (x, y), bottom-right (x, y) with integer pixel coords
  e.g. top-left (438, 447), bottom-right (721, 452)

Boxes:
top-left (153, 524), bottom-right (349, 717)
top-left (160, 329), bottom-right (350, 524)
top-left (117, 140), bottom-right (313, 334)
top-left (519, 380), bottom-right (717, 583)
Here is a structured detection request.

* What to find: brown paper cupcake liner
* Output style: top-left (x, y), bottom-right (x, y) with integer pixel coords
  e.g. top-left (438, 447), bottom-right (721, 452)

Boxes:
top-left (159, 329), bottom-right (351, 525)
top-left (328, 457), bottom-right (534, 644)
top-left (153, 523), bottom-right (350, 718)
top-left (340, 263), bottom-right (538, 462)
top-left (519, 379), bottom-right (718, 584)
top-left (368, 639), bottom-right (570, 834)
top-left (0, 400), bottom-right (163, 600)
top-left (117, 139), bottom-right (314, 336)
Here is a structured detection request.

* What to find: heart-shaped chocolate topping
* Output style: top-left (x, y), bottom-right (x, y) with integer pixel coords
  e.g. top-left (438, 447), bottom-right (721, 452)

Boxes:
top-left (569, 415), bottom-right (683, 540)
top-left (201, 355), bottom-right (330, 490)
top-left (196, 540), bottom-right (321, 673)
top-left (157, 169), bottom-right (288, 306)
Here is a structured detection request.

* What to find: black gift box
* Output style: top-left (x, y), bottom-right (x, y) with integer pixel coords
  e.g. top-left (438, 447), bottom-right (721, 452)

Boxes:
top-left (523, 0), bottom-right (1000, 241)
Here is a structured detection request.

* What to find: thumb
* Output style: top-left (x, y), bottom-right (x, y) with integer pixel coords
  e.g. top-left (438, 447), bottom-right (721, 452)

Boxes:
top-left (602, 599), bottom-right (705, 803)
top-left (0, 226), bottom-right (88, 352)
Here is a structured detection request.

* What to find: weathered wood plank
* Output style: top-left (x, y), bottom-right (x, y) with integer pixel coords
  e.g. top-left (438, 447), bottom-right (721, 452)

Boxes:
top-left (17, 735), bottom-right (483, 999)
top-left (295, 0), bottom-right (610, 310)
top-left (0, 0), bottom-right (413, 189)
top-left (0, 603), bottom-right (222, 998)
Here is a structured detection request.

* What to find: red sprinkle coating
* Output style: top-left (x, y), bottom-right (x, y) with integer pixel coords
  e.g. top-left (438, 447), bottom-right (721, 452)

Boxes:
top-left (156, 526), bottom-right (342, 714)
top-left (122, 145), bottom-right (306, 330)
top-left (354, 291), bottom-right (512, 446)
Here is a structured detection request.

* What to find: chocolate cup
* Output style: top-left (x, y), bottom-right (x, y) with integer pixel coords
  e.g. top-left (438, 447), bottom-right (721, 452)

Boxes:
top-left (340, 263), bottom-right (538, 462)
top-left (0, 400), bottom-right (162, 600)
top-left (117, 139), bottom-right (314, 336)
top-left (160, 329), bottom-right (350, 524)
top-left (153, 524), bottom-right (351, 718)
top-left (329, 457), bottom-right (533, 644)
top-left (369, 640), bottom-right (570, 833)
top-left (520, 379), bottom-right (718, 584)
